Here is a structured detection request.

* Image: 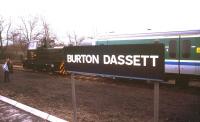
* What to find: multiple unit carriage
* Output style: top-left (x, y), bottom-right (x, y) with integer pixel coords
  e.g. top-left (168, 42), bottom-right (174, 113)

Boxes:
top-left (95, 30), bottom-right (200, 85)
top-left (96, 30), bottom-right (200, 76)
top-left (23, 30), bottom-right (200, 85)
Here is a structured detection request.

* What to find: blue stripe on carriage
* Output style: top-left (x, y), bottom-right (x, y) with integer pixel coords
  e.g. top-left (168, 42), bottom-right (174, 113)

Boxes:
top-left (165, 61), bottom-right (200, 66)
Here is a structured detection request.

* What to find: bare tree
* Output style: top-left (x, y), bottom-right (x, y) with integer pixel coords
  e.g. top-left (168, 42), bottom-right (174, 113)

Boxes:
top-left (10, 29), bottom-right (25, 52)
top-left (0, 16), bottom-right (4, 49)
top-left (5, 21), bottom-right (11, 49)
top-left (41, 18), bottom-right (57, 48)
top-left (77, 36), bottom-right (85, 46)
top-left (67, 33), bottom-right (73, 46)
top-left (0, 16), bottom-right (12, 58)
top-left (74, 32), bottom-right (78, 46)
top-left (67, 32), bottom-right (85, 46)
top-left (20, 16), bottom-right (42, 44)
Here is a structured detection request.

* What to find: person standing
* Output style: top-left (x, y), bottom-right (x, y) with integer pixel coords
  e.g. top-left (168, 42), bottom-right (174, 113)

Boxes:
top-left (2, 58), bottom-right (10, 82)
top-left (8, 59), bottom-right (13, 74)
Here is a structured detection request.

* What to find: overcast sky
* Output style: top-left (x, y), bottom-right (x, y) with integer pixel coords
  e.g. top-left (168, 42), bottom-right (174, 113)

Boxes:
top-left (1, 0), bottom-right (200, 42)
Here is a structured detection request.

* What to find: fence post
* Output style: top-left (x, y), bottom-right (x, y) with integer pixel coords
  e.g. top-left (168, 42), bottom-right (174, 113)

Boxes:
top-left (71, 73), bottom-right (77, 122)
top-left (154, 81), bottom-right (159, 122)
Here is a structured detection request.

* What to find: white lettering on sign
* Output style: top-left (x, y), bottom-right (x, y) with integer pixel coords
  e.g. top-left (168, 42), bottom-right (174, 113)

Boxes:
top-left (103, 55), bottom-right (110, 64)
top-left (150, 55), bottom-right (159, 67)
top-left (125, 55), bottom-right (133, 65)
top-left (133, 55), bottom-right (141, 66)
top-left (140, 55), bottom-right (149, 66)
top-left (117, 55), bottom-right (125, 65)
top-left (66, 54), bottom-right (159, 67)
top-left (67, 55), bottom-right (99, 64)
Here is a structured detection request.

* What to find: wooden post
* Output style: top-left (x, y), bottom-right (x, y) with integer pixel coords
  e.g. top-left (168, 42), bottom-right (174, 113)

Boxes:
top-left (71, 74), bottom-right (77, 122)
top-left (154, 81), bottom-right (159, 122)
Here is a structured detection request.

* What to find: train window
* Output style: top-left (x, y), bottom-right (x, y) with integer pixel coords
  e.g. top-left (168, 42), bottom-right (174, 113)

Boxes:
top-left (169, 40), bottom-right (176, 58)
top-left (182, 40), bottom-right (191, 58)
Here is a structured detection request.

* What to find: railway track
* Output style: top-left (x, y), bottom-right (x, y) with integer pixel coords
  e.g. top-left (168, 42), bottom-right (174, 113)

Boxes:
top-left (13, 65), bottom-right (100, 79)
top-left (13, 65), bottom-right (200, 87)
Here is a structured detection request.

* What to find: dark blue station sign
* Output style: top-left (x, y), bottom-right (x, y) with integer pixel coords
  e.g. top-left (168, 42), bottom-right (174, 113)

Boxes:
top-left (64, 44), bottom-right (164, 81)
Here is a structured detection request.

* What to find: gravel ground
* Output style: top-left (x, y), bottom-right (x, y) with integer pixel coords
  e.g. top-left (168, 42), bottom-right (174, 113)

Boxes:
top-left (0, 68), bottom-right (200, 122)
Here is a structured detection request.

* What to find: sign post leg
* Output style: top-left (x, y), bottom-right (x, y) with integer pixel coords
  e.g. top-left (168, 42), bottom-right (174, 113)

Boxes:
top-left (154, 81), bottom-right (159, 122)
top-left (71, 74), bottom-right (77, 122)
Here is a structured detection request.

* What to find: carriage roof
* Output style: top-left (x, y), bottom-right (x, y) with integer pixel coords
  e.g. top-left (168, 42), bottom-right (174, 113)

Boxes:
top-left (97, 30), bottom-right (200, 40)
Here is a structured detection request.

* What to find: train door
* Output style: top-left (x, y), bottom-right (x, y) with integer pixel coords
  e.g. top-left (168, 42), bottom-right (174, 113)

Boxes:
top-left (195, 47), bottom-right (200, 75)
top-left (179, 39), bottom-right (195, 75)
top-left (165, 39), bottom-right (179, 74)
top-left (194, 39), bottom-right (200, 75)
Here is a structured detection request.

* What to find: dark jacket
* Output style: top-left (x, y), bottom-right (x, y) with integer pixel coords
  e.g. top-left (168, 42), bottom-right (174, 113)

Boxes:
top-left (7, 61), bottom-right (13, 73)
